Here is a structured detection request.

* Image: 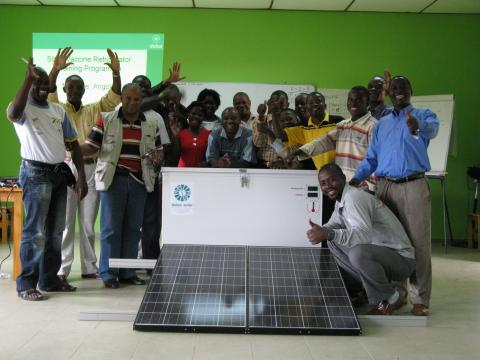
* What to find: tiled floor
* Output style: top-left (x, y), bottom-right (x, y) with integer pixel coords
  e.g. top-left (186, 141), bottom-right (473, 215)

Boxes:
top-left (0, 241), bottom-right (478, 360)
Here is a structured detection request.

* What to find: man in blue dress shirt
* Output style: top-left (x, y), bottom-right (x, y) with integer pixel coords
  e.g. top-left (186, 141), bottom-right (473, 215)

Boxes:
top-left (350, 76), bottom-right (439, 316)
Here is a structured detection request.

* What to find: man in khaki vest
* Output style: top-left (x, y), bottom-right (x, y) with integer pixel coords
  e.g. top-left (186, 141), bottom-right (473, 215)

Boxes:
top-left (48, 47), bottom-right (121, 282)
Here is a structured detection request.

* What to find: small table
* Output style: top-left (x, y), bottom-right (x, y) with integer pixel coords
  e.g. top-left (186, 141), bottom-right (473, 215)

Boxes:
top-left (0, 187), bottom-right (22, 280)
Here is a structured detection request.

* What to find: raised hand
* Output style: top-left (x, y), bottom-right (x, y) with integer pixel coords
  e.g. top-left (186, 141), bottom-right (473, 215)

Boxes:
top-left (257, 101), bottom-right (267, 117)
top-left (26, 57), bottom-right (40, 81)
top-left (406, 111), bottom-right (419, 134)
top-left (165, 62), bottom-right (186, 84)
top-left (383, 68), bottom-right (392, 95)
top-left (105, 48), bottom-right (120, 74)
top-left (53, 47), bottom-right (74, 72)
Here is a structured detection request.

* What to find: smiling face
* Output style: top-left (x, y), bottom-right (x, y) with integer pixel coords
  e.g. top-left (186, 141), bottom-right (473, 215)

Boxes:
top-left (318, 169), bottom-right (346, 202)
top-left (306, 93), bottom-right (326, 120)
top-left (389, 77), bottom-right (412, 110)
top-left (188, 105), bottom-right (206, 130)
top-left (233, 93), bottom-right (251, 119)
top-left (30, 68), bottom-right (50, 103)
top-left (64, 76), bottom-right (85, 105)
top-left (347, 89), bottom-right (369, 120)
top-left (222, 107), bottom-right (241, 139)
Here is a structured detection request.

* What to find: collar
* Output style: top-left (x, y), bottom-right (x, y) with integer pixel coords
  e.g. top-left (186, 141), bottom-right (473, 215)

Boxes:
top-left (349, 111), bottom-right (372, 124)
top-left (65, 101), bottom-right (83, 113)
top-left (118, 107), bottom-right (146, 122)
top-left (308, 112), bottom-right (330, 127)
top-left (373, 102), bottom-right (386, 111)
top-left (336, 183), bottom-right (351, 209)
top-left (28, 97), bottom-right (49, 109)
top-left (220, 126), bottom-right (243, 140)
top-left (392, 104), bottom-right (413, 117)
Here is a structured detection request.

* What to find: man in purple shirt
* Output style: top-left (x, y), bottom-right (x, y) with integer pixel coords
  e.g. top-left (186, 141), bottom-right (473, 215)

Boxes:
top-left (351, 76), bottom-right (439, 316)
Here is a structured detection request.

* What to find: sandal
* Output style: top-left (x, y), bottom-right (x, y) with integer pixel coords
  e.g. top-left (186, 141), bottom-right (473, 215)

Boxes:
top-left (18, 289), bottom-right (45, 301)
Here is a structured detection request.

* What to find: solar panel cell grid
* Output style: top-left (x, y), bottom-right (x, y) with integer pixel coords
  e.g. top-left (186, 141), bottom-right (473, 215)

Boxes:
top-left (134, 245), bottom-right (361, 335)
top-left (135, 245), bottom-right (247, 331)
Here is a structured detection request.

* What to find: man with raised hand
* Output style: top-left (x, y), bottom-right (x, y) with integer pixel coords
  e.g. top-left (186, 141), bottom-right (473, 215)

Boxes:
top-left (48, 47), bottom-right (122, 282)
top-left (350, 76), bottom-right (439, 316)
top-left (7, 58), bottom-right (87, 300)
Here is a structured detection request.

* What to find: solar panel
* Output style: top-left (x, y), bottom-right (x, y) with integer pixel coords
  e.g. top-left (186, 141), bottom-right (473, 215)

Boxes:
top-left (248, 247), bottom-right (361, 335)
top-left (134, 244), bottom-right (247, 332)
top-left (134, 245), bottom-right (361, 335)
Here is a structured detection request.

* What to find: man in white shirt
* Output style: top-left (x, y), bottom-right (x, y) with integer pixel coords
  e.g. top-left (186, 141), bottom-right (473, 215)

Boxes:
top-left (7, 59), bottom-right (87, 301)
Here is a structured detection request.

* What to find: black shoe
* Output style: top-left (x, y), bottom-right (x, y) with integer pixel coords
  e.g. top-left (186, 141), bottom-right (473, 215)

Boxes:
top-left (40, 276), bottom-right (77, 292)
top-left (103, 279), bottom-right (120, 289)
top-left (119, 276), bottom-right (146, 285)
top-left (81, 272), bottom-right (101, 280)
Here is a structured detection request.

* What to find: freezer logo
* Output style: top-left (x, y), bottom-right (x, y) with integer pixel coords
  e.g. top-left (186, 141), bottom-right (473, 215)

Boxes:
top-left (174, 184), bottom-right (191, 202)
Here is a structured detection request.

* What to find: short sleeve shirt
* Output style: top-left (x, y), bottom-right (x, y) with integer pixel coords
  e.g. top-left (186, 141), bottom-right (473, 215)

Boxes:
top-left (8, 99), bottom-right (77, 164)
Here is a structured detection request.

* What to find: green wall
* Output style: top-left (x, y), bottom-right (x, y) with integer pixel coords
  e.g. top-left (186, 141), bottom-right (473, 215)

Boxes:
top-left (0, 5), bottom-right (479, 241)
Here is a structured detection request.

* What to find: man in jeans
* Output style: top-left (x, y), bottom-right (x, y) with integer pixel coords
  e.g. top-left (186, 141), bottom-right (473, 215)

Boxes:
top-left (81, 83), bottom-right (163, 289)
top-left (7, 58), bottom-right (87, 301)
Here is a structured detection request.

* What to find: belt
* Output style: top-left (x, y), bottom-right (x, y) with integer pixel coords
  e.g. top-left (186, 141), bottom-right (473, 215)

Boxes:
top-left (23, 159), bottom-right (62, 171)
top-left (83, 158), bottom-right (96, 165)
top-left (115, 167), bottom-right (142, 178)
top-left (382, 173), bottom-right (425, 184)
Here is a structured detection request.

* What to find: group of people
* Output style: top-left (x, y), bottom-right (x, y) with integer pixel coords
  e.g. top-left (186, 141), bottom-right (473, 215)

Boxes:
top-left (8, 47), bottom-right (438, 318)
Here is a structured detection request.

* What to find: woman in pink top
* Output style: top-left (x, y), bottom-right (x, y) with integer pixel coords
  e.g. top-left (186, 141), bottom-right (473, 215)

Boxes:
top-left (170, 101), bottom-right (211, 167)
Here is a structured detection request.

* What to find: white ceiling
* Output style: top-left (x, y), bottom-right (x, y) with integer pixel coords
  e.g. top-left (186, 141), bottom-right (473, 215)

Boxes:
top-left (0, 0), bottom-right (479, 14)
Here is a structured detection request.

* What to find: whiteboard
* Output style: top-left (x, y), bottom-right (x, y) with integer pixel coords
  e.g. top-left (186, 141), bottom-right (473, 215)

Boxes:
top-left (177, 82), bottom-right (315, 116)
top-left (317, 88), bottom-right (350, 119)
top-left (318, 88), bottom-right (455, 175)
top-left (411, 94), bottom-right (455, 175)
top-left (161, 167), bottom-right (322, 247)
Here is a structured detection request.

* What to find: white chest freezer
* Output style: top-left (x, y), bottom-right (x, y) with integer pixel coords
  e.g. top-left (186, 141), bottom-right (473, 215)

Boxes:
top-left (161, 167), bottom-right (323, 247)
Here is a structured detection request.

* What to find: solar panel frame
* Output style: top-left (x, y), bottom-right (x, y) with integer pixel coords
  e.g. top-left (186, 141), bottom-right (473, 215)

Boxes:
top-left (134, 245), bottom-right (361, 335)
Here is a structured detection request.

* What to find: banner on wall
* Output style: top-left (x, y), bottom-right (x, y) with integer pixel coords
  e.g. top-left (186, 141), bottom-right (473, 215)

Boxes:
top-left (32, 33), bottom-right (164, 104)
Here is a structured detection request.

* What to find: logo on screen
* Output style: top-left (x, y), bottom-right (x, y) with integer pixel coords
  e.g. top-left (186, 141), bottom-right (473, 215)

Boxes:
top-left (174, 184), bottom-right (191, 202)
top-left (150, 34), bottom-right (163, 49)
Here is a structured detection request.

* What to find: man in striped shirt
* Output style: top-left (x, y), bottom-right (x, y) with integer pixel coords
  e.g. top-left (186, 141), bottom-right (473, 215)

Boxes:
top-left (287, 86), bottom-right (377, 190)
top-left (81, 83), bottom-right (164, 289)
